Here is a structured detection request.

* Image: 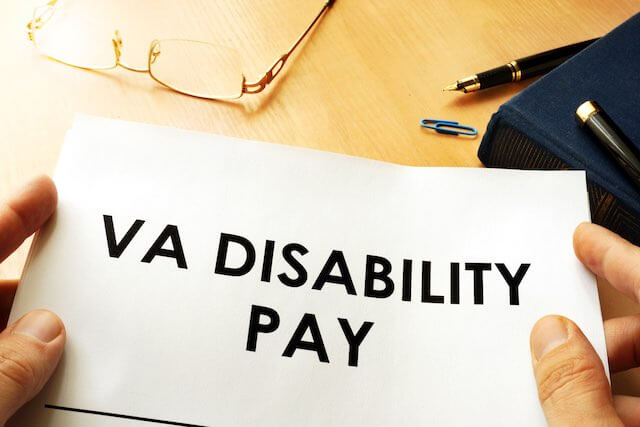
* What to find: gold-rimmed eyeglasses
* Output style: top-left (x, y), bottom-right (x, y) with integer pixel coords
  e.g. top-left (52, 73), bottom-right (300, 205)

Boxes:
top-left (27, 0), bottom-right (334, 100)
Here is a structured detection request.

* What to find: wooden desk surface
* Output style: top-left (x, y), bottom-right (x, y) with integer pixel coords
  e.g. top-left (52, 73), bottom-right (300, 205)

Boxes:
top-left (1, 0), bottom-right (639, 393)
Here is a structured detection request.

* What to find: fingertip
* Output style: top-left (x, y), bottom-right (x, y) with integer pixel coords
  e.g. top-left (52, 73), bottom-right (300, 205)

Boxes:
top-left (12, 309), bottom-right (65, 344)
top-left (39, 175), bottom-right (57, 202)
top-left (573, 222), bottom-right (609, 275)
top-left (573, 222), bottom-right (595, 256)
top-left (26, 175), bottom-right (57, 215)
top-left (0, 309), bottom-right (65, 423)
top-left (530, 315), bottom-right (570, 362)
top-left (530, 315), bottom-right (618, 425)
top-left (573, 222), bottom-right (592, 246)
top-left (7, 175), bottom-right (57, 235)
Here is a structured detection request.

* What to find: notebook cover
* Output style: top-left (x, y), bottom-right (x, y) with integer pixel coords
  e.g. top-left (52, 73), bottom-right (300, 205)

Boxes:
top-left (478, 13), bottom-right (640, 244)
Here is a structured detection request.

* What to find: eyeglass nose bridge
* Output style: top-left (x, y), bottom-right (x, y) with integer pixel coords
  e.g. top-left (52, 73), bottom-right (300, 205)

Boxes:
top-left (110, 30), bottom-right (149, 72)
top-left (111, 30), bottom-right (123, 65)
top-left (149, 40), bottom-right (161, 65)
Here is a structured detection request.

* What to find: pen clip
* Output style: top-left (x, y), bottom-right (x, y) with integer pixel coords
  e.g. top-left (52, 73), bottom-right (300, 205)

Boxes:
top-left (420, 119), bottom-right (478, 137)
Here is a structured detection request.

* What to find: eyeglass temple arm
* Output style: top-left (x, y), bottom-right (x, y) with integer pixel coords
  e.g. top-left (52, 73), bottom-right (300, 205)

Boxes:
top-left (27, 0), bottom-right (59, 42)
top-left (243, 0), bottom-right (334, 94)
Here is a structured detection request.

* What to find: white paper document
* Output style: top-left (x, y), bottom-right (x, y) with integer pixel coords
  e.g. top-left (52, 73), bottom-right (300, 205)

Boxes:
top-left (10, 115), bottom-right (606, 426)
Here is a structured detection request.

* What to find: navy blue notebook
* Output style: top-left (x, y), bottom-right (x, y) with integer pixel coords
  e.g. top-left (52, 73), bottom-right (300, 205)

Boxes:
top-left (478, 13), bottom-right (640, 245)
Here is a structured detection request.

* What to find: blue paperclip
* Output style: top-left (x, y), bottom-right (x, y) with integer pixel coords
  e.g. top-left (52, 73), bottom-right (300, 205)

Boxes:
top-left (420, 118), bottom-right (477, 137)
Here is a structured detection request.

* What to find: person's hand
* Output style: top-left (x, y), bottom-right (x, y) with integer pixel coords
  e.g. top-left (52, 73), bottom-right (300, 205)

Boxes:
top-left (530, 222), bottom-right (640, 426)
top-left (0, 176), bottom-right (65, 425)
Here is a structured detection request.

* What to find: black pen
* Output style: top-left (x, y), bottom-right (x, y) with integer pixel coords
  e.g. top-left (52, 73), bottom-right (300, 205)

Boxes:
top-left (444, 38), bottom-right (599, 93)
top-left (576, 100), bottom-right (640, 192)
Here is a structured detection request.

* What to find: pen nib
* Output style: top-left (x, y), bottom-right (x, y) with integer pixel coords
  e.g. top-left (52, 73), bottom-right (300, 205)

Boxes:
top-left (442, 83), bottom-right (459, 92)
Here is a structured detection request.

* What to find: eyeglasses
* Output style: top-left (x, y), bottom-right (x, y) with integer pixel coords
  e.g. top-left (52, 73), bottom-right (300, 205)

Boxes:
top-left (27, 0), bottom-right (334, 100)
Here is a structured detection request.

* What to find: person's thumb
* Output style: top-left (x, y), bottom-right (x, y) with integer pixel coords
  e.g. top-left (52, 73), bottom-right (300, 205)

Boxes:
top-left (530, 315), bottom-right (621, 426)
top-left (0, 310), bottom-right (65, 424)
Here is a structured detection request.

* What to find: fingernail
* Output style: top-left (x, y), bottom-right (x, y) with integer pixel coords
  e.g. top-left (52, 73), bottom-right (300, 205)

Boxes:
top-left (13, 310), bottom-right (63, 343)
top-left (532, 316), bottom-right (568, 361)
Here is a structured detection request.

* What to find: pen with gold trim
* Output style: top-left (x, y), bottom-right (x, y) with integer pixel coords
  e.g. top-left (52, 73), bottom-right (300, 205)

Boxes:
top-left (576, 100), bottom-right (640, 191)
top-left (444, 38), bottom-right (598, 93)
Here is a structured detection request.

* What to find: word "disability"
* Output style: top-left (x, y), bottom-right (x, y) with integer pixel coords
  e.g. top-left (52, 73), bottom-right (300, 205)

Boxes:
top-left (102, 215), bottom-right (531, 306)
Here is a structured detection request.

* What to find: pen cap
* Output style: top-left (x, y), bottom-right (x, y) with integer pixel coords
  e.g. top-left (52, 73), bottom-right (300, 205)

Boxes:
top-left (576, 100), bottom-right (640, 191)
top-left (575, 100), bottom-right (600, 125)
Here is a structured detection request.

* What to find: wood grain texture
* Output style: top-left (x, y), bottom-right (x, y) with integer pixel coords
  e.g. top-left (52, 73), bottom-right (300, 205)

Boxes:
top-left (1, 0), bottom-right (640, 393)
